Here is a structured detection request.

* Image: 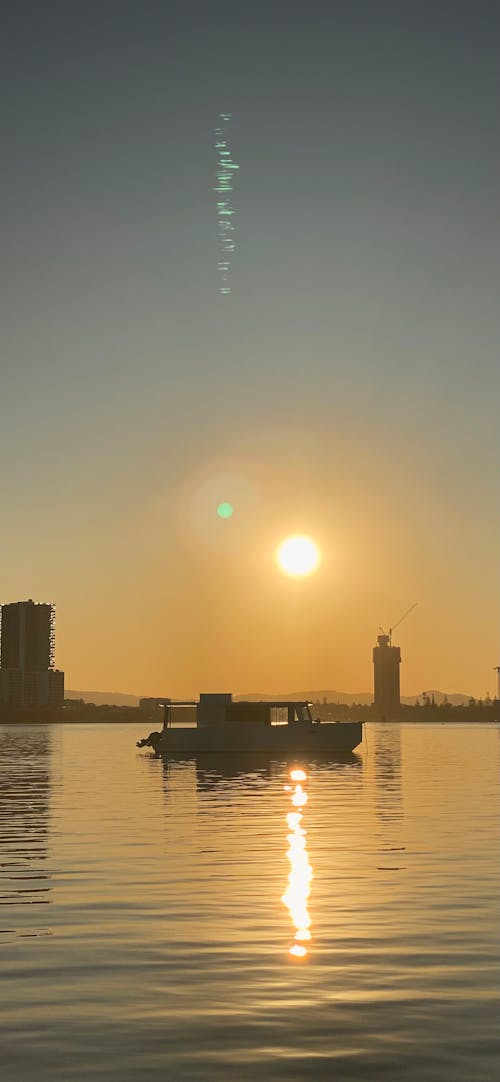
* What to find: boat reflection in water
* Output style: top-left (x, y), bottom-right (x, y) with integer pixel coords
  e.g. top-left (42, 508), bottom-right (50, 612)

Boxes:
top-left (193, 754), bottom-right (274, 791)
top-left (282, 767), bottom-right (313, 959)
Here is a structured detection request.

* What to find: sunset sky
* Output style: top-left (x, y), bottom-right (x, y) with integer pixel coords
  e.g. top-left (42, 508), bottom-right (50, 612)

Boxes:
top-left (2, 1), bottom-right (498, 698)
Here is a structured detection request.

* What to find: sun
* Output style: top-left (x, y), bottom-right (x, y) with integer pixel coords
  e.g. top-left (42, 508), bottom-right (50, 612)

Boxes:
top-left (276, 535), bottom-right (321, 578)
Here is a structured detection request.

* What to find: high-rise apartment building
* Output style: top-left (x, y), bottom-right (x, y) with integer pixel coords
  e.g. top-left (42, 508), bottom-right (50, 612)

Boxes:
top-left (0, 600), bottom-right (64, 709)
top-left (373, 633), bottom-right (401, 715)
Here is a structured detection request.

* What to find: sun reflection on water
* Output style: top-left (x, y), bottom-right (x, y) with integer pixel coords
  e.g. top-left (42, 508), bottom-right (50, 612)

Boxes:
top-left (282, 767), bottom-right (313, 959)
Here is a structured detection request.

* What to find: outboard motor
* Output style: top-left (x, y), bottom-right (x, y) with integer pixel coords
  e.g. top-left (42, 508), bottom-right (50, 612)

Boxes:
top-left (136, 731), bottom-right (162, 751)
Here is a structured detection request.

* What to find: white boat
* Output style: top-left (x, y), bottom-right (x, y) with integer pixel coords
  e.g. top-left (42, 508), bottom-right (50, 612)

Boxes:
top-left (137, 693), bottom-right (363, 755)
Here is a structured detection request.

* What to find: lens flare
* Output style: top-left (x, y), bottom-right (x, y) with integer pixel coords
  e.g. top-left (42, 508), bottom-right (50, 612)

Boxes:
top-left (213, 113), bottom-right (239, 294)
top-left (216, 502), bottom-right (234, 519)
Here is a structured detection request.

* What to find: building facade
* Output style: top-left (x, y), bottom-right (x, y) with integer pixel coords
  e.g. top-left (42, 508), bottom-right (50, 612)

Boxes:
top-left (0, 600), bottom-right (64, 709)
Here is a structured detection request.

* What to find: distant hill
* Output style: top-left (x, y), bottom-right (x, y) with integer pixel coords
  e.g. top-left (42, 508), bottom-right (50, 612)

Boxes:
top-left (236, 689), bottom-right (473, 706)
top-left (236, 690), bottom-right (373, 705)
top-left (66, 687), bottom-right (474, 708)
top-left (66, 690), bottom-right (139, 707)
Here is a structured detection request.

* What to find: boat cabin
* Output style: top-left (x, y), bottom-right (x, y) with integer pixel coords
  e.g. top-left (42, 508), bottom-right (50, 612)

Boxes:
top-left (162, 693), bottom-right (314, 730)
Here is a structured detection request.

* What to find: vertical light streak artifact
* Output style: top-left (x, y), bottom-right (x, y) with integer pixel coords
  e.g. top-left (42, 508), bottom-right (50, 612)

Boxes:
top-left (213, 113), bottom-right (239, 294)
top-left (282, 767), bottom-right (313, 958)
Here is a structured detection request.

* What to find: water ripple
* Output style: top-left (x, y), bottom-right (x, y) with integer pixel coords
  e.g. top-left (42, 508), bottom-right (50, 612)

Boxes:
top-left (0, 721), bottom-right (499, 1081)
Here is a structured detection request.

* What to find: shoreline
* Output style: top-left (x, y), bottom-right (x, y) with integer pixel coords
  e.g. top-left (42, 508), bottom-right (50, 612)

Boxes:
top-left (0, 716), bottom-right (498, 726)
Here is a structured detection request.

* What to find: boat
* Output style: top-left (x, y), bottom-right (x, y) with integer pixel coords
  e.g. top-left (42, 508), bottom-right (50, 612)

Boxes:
top-left (137, 693), bottom-right (363, 755)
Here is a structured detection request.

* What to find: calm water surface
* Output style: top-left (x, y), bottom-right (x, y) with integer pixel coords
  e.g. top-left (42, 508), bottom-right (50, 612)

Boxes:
top-left (1, 722), bottom-right (499, 1080)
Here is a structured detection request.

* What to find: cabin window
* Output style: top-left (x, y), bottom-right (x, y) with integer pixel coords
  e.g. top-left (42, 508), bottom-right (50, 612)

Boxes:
top-left (270, 707), bottom-right (289, 726)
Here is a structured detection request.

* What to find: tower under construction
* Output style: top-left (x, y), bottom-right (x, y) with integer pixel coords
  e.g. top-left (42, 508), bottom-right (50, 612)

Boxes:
top-left (373, 634), bottom-right (401, 715)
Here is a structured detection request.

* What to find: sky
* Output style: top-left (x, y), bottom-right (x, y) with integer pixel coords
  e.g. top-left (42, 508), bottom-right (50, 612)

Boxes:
top-left (1, 1), bottom-right (498, 698)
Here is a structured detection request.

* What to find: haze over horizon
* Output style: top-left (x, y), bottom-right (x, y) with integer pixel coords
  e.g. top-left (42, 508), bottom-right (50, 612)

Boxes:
top-left (2, 2), bottom-right (498, 699)
top-left (65, 686), bottom-right (480, 709)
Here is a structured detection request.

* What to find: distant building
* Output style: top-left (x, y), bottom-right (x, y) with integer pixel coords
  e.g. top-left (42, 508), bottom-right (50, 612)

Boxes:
top-left (373, 634), bottom-right (401, 713)
top-left (0, 600), bottom-right (64, 708)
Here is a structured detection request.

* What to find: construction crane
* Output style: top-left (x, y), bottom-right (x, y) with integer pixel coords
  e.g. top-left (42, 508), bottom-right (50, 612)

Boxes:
top-left (379, 603), bottom-right (418, 647)
top-left (494, 666), bottom-right (500, 700)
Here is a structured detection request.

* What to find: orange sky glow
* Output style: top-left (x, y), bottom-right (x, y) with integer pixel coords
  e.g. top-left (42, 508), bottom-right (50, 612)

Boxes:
top-left (4, 437), bottom-right (496, 699)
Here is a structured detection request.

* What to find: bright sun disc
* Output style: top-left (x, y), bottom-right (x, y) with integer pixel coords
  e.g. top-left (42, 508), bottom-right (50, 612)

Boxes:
top-left (276, 535), bottom-right (320, 578)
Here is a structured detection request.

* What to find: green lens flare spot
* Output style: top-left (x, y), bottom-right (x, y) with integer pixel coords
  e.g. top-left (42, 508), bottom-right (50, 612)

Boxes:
top-left (217, 502), bottom-right (234, 519)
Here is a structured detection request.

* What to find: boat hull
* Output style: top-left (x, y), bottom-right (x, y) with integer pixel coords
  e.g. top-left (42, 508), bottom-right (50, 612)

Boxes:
top-left (151, 721), bottom-right (363, 756)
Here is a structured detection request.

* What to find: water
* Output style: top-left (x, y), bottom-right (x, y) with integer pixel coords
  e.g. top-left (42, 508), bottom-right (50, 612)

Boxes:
top-left (1, 722), bottom-right (499, 1081)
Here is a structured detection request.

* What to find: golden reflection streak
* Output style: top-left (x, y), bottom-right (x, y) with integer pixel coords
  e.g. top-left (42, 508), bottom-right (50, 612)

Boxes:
top-left (281, 767), bottom-right (313, 959)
